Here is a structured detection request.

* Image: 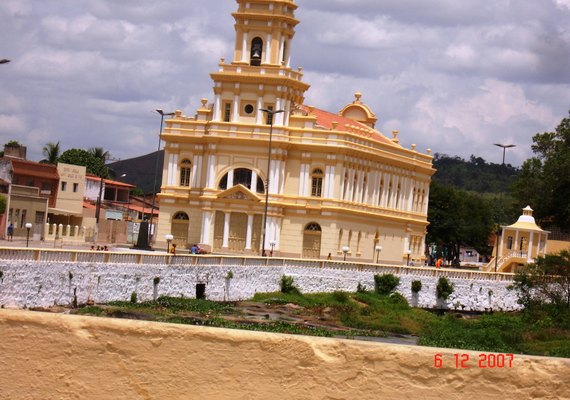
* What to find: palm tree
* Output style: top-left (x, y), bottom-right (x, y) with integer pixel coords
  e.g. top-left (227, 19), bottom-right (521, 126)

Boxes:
top-left (41, 141), bottom-right (60, 164)
top-left (88, 147), bottom-right (111, 163)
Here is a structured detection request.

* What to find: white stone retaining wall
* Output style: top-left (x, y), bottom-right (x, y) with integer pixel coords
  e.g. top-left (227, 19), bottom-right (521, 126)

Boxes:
top-left (0, 260), bottom-right (521, 311)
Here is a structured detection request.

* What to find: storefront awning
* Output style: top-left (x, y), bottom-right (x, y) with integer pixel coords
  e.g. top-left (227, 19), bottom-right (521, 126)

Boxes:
top-left (48, 207), bottom-right (83, 216)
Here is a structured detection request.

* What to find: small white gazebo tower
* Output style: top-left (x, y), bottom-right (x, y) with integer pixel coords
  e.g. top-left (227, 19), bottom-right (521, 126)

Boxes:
top-left (491, 206), bottom-right (549, 273)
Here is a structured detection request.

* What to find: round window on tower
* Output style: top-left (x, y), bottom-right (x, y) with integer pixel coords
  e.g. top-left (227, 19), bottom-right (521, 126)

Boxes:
top-left (244, 104), bottom-right (254, 114)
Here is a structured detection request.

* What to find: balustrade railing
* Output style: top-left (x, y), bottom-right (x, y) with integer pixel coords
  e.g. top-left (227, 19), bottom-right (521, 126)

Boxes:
top-left (0, 247), bottom-right (516, 282)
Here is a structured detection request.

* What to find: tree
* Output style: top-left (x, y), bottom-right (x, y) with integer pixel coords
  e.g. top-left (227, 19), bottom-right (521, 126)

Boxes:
top-left (41, 141), bottom-right (61, 164)
top-left (88, 147), bottom-right (111, 163)
top-left (427, 182), bottom-right (495, 262)
top-left (58, 148), bottom-right (108, 177)
top-left (513, 110), bottom-right (570, 230)
top-left (512, 250), bottom-right (570, 322)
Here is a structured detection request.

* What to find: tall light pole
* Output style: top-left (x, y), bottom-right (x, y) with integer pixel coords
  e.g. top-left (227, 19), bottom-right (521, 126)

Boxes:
top-left (494, 143), bottom-right (516, 165)
top-left (25, 223), bottom-right (32, 248)
top-left (493, 143), bottom-right (515, 273)
top-left (94, 175), bottom-right (105, 243)
top-left (375, 245), bottom-right (382, 264)
top-left (259, 108), bottom-right (284, 256)
top-left (149, 109), bottom-right (175, 245)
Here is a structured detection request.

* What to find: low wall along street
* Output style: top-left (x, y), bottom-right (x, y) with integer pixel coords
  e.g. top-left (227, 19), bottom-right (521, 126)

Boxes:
top-left (1, 309), bottom-right (569, 399)
top-left (0, 248), bottom-right (520, 311)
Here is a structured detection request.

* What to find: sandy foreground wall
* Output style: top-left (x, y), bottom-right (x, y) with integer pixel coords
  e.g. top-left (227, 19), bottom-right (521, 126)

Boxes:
top-left (1, 310), bottom-right (569, 400)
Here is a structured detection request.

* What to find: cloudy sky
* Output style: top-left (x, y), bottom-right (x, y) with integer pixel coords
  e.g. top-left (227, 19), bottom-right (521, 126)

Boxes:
top-left (1, 0), bottom-right (569, 166)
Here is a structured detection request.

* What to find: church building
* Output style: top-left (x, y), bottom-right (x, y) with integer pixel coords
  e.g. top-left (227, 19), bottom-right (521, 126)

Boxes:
top-left (156, 0), bottom-right (435, 264)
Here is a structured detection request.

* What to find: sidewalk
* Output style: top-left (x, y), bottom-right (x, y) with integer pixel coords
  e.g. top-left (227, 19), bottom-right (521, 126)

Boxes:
top-left (0, 238), bottom-right (169, 254)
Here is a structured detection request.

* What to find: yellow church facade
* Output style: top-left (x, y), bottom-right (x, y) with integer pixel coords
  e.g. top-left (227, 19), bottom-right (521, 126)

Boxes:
top-left (156, 0), bottom-right (435, 264)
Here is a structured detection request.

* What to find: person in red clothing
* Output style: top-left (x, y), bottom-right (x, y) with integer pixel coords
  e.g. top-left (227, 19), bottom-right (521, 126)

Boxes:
top-left (436, 258), bottom-right (443, 269)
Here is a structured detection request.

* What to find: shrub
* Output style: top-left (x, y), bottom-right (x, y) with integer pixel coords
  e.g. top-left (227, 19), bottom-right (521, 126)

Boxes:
top-left (389, 292), bottom-right (409, 307)
top-left (411, 280), bottom-right (422, 293)
top-left (356, 282), bottom-right (367, 293)
top-left (280, 275), bottom-right (300, 294)
top-left (130, 292), bottom-right (138, 304)
top-left (332, 291), bottom-right (349, 303)
top-left (436, 277), bottom-right (454, 300)
top-left (374, 274), bottom-right (400, 295)
top-left (153, 277), bottom-right (160, 285)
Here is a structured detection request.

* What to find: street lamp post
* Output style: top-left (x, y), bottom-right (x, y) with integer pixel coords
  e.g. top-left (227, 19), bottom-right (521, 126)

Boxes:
top-left (406, 249), bottom-right (412, 266)
top-left (25, 223), bottom-right (32, 248)
top-left (342, 246), bottom-right (349, 261)
top-left (375, 245), bottom-right (382, 264)
top-left (494, 143), bottom-right (516, 165)
top-left (259, 108), bottom-right (284, 257)
top-left (94, 175), bottom-right (105, 243)
top-left (269, 240), bottom-right (276, 256)
top-left (165, 234), bottom-right (174, 254)
top-left (149, 109), bottom-right (175, 246)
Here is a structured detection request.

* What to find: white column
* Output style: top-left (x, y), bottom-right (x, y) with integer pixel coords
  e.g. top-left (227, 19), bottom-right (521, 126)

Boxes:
top-left (192, 155), bottom-right (203, 188)
top-left (222, 212), bottom-right (231, 249)
top-left (251, 170), bottom-right (258, 193)
top-left (422, 184), bottom-right (430, 214)
top-left (381, 174), bottom-right (390, 208)
top-left (279, 160), bottom-right (285, 194)
top-left (407, 180), bottom-right (415, 211)
top-left (227, 169), bottom-right (234, 188)
top-left (283, 100), bottom-right (291, 126)
top-left (299, 164), bottom-right (308, 196)
top-left (275, 98), bottom-right (284, 126)
top-left (323, 166), bottom-right (332, 198)
top-left (278, 36), bottom-right (285, 64)
top-left (347, 169), bottom-right (355, 202)
top-left (245, 214), bottom-right (254, 250)
top-left (391, 175), bottom-right (400, 208)
top-left (527, 232), bottom-right (534, 262)
top-left (265, 33), bottom-right (272, 64)
top-left (200, 211), bottom-right (213, 245)
top-left (232, 94), bottom-right (240, 122)
top-left (269, 159), bottom-right (279, 194)
top-left (241, 32), bottom-right (249, 63)
top-left (256, 96), bottom-right (264, 124)
top-left (205, 154), bottom-right (216, 188)
top-left (213, 94), bottom-right (221, 121)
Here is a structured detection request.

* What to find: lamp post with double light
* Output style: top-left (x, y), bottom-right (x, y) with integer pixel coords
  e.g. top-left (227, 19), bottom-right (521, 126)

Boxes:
top-left (375, 245), bottom-right (382, 264)
top-left (269, 240), bottom-right (276, 256)
top-left (149, 109), bottom-right (175, 245)
top-left (493, 143), bottom-right (515, 272)
top-left (259, 108), bottom-right (284, 256)
top-left (494, 143), bottom-right (516, 165)
top-left (25, 223), bottom-right (32, 248)
top-left (406, 249), bottom-right (412, 266)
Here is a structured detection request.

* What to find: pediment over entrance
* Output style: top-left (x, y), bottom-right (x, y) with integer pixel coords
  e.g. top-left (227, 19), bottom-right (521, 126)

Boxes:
top-left (217, 184), bottom-right (262, 202)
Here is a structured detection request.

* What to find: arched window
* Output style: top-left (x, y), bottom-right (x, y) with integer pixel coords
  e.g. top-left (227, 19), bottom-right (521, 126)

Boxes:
top-left (218, 168), bottom-right (265, 194)
top-left (352, 173), bottom-right (358, 202)
top-left (250, 37), bottom-right (263, 66)
top-left (378, 179), bottom-right (384, 206)
top-left (361, 175), bottom-right (368, 203)
top-left (180, 159), bottom-right (192, 187)
top-left (342, 172), bottom-right (349, 200)
top-left (395, 183), bottom-right (401, 209)
top-left (311, 168), bottom-right (323, 197)
top-left (305, 222), bottom-right (322, 232)
top-left (173, 212), bottom-right (189, 220)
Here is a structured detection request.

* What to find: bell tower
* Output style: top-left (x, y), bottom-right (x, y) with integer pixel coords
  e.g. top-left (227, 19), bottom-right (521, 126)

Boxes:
top-left (232, 0), bottom-right (298, 67)
top-left (209, 0), bottom-right (309, 127)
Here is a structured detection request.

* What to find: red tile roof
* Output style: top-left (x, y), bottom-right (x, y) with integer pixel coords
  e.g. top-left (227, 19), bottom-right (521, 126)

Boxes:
top-left (86, 174), bottom-right (135, 188)
top-left (300, 105), bottom-right (396, 146)
top-left (9, 158), bottom-right (59, 180)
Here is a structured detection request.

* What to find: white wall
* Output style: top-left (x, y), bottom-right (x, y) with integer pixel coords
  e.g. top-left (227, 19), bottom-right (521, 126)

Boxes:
top-left (0, 260), bottom-right (521, 311)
